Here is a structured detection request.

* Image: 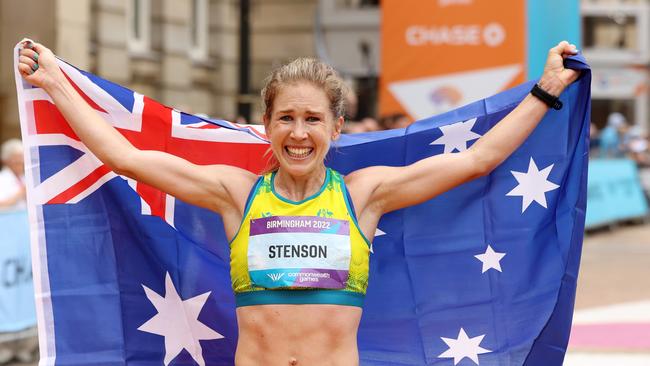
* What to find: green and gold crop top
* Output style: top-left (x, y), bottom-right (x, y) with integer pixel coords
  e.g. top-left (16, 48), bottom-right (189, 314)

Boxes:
top-left (229, 168), bottom-right (371, 307)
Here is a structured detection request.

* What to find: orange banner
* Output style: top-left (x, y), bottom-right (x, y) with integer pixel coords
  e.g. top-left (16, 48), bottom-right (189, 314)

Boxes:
top-left (380, 0), bottom-right (526, 120)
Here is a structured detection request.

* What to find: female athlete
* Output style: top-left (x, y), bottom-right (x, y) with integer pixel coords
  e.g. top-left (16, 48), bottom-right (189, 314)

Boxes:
top-left (18, 40), bottom-right (579, 366)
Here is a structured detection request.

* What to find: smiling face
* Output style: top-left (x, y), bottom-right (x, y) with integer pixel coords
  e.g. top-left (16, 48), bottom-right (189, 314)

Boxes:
top-left (264, 81), bottom-right (343, 178)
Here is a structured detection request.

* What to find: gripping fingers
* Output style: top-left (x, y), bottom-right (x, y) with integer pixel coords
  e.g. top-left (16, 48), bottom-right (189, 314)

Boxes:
top-left (18, 63), bottom-right (34, 77)
top-left (20, 48), bottom-right (39, 62)
top-left (563, 43), bottom-right (579, 56)
top-left (18, 44), bottom-right (41, 76)
top-left (25, 41), bottom-right (47, 56)
top-left (549, 41), bottom-right (567, 55)
top-left (551, 41), bottom-right (578, 57)
top-left (19, 55), bottom-right (38, 73)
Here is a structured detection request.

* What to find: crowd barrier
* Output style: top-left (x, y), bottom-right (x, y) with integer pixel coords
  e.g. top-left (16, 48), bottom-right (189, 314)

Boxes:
top-left (0, 210), bottom-right (36, 333)
top-left (586, 159), bottom-right (650, 228)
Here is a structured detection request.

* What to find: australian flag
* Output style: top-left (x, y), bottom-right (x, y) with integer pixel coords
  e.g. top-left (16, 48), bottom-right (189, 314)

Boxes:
top-left (14, 41), bottom-right (590, 366)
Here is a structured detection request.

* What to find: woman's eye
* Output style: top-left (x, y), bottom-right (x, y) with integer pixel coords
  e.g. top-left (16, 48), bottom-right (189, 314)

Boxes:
top-left (306, 116), bottom-right (320, 123)
top-left (279, 115), bottom-right (293, 122)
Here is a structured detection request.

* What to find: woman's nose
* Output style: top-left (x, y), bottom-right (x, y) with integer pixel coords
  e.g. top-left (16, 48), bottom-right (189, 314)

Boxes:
top-left (290, 121), bottom-right (308, 139)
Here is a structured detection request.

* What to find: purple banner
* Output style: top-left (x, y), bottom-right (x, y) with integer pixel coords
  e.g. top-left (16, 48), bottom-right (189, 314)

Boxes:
top-left (250, 216), bottom-right (350, 236)
top-left (289, 268), bottom-right (349, 288)
top-left (250, 268), bottom-right (350, 289)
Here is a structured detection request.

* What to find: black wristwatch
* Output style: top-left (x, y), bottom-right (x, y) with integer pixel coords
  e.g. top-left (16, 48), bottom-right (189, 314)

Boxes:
top-left (530, 84), bottom-right (563, 110)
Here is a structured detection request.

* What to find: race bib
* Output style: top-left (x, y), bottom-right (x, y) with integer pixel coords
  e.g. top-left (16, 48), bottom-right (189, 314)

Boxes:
top-left (247, 216), bottom-right (351, 289)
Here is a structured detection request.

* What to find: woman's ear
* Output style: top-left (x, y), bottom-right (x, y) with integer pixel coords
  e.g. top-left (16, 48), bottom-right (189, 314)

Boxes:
top-left (332, 116), bottom-right (344, 140)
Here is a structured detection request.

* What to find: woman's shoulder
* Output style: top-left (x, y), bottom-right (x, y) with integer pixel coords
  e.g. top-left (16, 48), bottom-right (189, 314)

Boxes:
top-left (341, 165), bottom-right (390, 208)
top-left (340, 165), bottom-right (385, 186)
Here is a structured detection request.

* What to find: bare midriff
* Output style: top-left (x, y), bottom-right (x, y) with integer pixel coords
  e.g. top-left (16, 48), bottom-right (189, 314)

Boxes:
top-left (235, 304), bottom-right (362, 366)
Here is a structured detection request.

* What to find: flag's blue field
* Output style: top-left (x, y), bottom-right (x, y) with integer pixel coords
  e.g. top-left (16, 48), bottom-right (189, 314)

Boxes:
top-left (16, 49), bottom-right (590, 366)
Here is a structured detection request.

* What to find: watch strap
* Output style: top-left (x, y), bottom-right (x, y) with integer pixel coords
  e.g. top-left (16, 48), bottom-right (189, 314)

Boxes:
top-left (530, 83), bottom-right (563, 110)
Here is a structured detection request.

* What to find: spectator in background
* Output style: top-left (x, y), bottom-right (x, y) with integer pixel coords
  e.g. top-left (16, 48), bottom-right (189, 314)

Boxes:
top-left (0, 139), bottom-right (26, 210)
top-left (235, 115), bottom-right (248, 125)
top-left (342, 117), bottom-right (380, 134)
top-left (599, 112), bottom-right (627, 158)
top-left (359, 117), bottom-right (380, 131)
top-left (379, 113), bottom-right (414, 130)
top-left (0, 138), bottom-right (36, 365)
top-left (624, 125), bottom-right (650, 168)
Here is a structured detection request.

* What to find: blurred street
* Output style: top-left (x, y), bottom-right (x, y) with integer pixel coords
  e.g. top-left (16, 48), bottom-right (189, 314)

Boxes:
top-left (566, 222), bottom-right (650, 365)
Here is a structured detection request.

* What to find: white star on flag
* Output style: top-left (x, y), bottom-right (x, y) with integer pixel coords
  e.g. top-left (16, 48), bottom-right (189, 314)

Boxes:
top-left (430, 118), bottom-right (482, 153)
top-left (138, 272), bottom-right (224, 366)
top-left (438, 328), bottom-right (491, 365)
top-left (370, 227), bottom-right (386, 254)
top-left (506, 157), bottom-right (559, 213)
top-left (474, 245), bottom-right (506, 273)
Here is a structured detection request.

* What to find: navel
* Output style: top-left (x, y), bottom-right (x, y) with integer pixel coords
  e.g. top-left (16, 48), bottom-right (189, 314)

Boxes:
top-left (288, 357), bottom-right (298, 366)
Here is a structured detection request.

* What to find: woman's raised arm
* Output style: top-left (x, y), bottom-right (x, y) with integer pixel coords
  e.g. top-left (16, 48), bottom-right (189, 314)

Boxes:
top-left (17, 41), bottom-right (256, 219)
top-left (347, 41), bottom-right (580, 224)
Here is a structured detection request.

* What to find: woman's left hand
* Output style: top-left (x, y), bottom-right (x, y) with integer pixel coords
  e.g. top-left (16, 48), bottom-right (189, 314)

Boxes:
top-left (539, 41), bottom-right (581, 96)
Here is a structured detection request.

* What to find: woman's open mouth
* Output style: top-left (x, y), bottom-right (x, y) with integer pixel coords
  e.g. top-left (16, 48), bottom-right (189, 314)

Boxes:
top-left (285, 146), bottom-right (314, 160)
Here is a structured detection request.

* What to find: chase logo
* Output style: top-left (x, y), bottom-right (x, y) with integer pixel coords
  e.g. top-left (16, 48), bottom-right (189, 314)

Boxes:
top-left (267, 273), bottom-right (285, 282)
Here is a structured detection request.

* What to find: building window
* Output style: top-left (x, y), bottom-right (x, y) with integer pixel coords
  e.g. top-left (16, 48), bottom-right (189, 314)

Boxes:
top-left (583, 14), bottom-right (637, 51)
top-left (127, 0), bottom-right (152, 53)
top-left (581, 1), bottom-right (650, 63)
top-left (189, 0), bottom-right (209, 61)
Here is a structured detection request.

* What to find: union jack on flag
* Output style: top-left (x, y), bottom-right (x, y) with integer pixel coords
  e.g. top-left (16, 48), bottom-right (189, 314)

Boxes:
top-left (22, 58), bottom-right (269, 225)
top-left (15, 42), bottom-right (591, 366)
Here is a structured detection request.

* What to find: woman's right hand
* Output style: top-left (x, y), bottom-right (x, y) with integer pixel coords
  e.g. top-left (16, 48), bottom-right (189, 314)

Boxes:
top-left (18, 40), bottom-right (64, 91)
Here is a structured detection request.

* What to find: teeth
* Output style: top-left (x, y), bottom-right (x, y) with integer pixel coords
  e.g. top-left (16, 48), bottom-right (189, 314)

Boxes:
top-left (286, 147), bottom-right (313, 158)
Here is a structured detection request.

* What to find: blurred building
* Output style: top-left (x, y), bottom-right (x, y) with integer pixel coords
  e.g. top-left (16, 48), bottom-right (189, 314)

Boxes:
top-left (0, 0), bottom-right (320, 138)
top-left (4, 1), bottom-right (646, 141)
top-left (0, 0), bottom-right (380, 142)
top-left (582, 0), bottom-right (650, 132)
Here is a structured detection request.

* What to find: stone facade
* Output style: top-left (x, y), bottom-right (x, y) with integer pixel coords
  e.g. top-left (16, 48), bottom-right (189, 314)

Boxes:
top-left (0, 0), bottom-right (323, 142)
top-left (582, 0), bottom-right (650, 131)
top-left (0, 0), bottom-right (56, 141)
